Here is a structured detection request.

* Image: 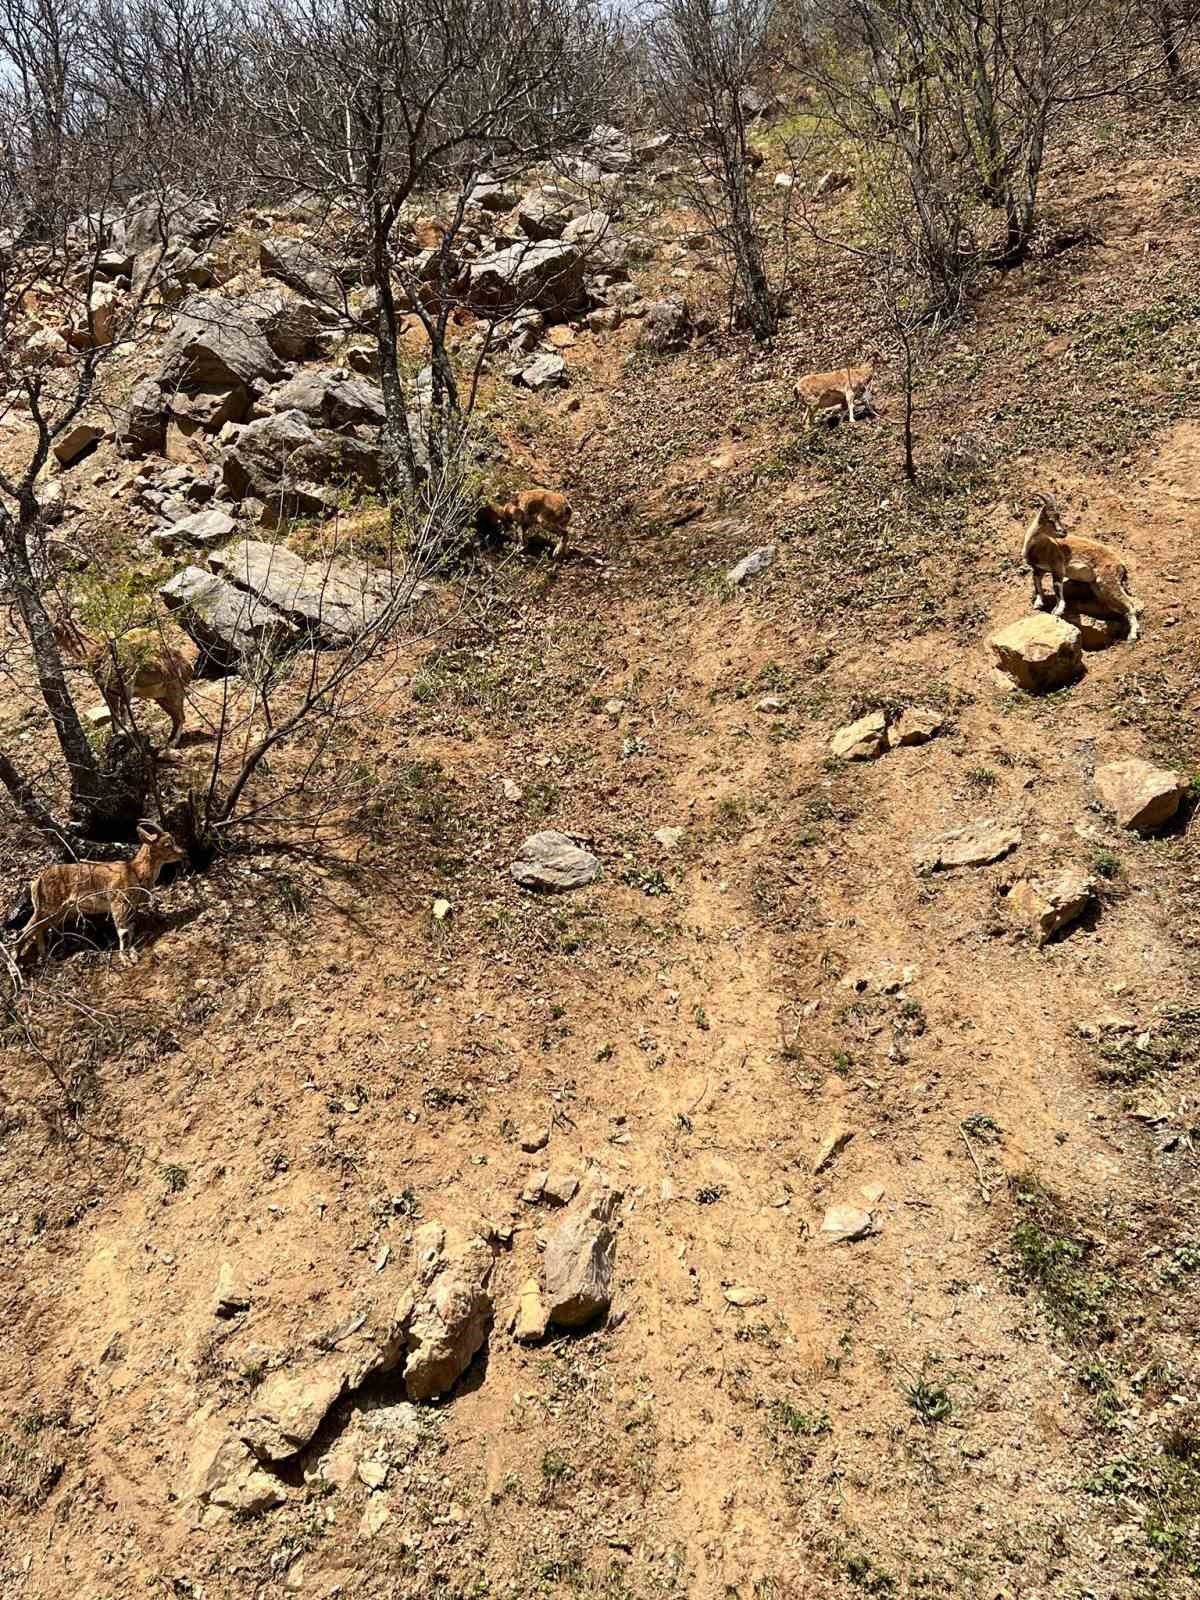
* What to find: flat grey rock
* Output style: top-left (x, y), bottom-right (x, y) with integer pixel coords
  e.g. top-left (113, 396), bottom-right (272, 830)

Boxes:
top-left (511, 831), bottom-right (600, 891)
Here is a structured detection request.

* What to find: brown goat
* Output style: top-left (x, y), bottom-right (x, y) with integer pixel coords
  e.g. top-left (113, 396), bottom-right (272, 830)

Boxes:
top-left (19, 823), bottom-right (185, 965)
top-left (55, 618), bottom-right (196, 747)
top-left (1022, 494), bottom-right (1142, 641)
top-left (482, 490), bottom-right (573, 559)
top-left (794, 361), bottom-right (877, 429)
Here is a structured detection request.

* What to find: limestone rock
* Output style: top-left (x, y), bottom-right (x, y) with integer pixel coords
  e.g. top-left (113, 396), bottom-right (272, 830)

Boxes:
top-left (394, 1221), bottom-right (495, 1401)
top-left (260, 235), bottom-right (346, 306)
top-left (989, 613), bottom-right (1082, 693)
top-left (639, 295), bottom-right (692, 352)
top-left (189, 1409), bottom-right (286, 1516)
top-left (516, 186), bottom-right (577, 241)
top-left (265, 369), bottom-right (386, 430)
top-left (914, 818), bottom-right (1021, 873)
top-left (158, 293), bottom-right (284, 392)
top-left (170, 507), bottom-right (236, 549)
top-left (543, 1176), bottom-right (622, 1329)
top-left (514, 352), bottom-right (566, 390)
top-left (888, 706), bottom-right (944, 747)
top-left (725, 544), bottom-right (775, 586)
top-left (820, 1203), bottom-right (873, 1243)
top-left (209, 538), bottom-right (393, 641)
top-left (723, 1285), bottom-right (765, 1307)
top-left (213, 1261), bottom-right (251, 1318)
top-left (520, 1125), bottom-right (550, 1153)
top-left (511, 831), bottom-right (600, 892)
top-left (1009, 869), bottom-right (1096, 946)
top-left (160, 565), bottom-right (296, 667)
top-left (54, 422), bottom-right (104, 466)
top-left (466, 240), bottom-right (585, 317)
top-left (830, 711), bottom-right (888, 761)
top-left (511, 1278), bottom-right (548, 1342)
top-left (1094, 757), bottom-right (1186, 832)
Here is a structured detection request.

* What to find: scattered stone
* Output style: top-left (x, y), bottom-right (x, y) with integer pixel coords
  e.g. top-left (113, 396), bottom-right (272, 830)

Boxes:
top-left (393, 1221), bottom-right (495, 1402)
top-left (511, 831), bottom-right (601, 892)
top-left (514, 352), bottom-right (566, 390)
top-left (189, 1409), bottom-right (287, 1517)
top-left (169, 507), bottom-right (236, 549)
top-left (887, 706), bottom-right (944, 748)
top-left (543, 1176), bottom-right (622, 1329)
top-left (502, 778), bottom-right (523, 802)
top-left (830, 711), bottom-right (888, 761)
top-left (1009, 869), bottom-right (1096, 946)
top-left (266, 368), bottom-right (386, 430)
top-left (773, 172), bottom-right (794, 191)
top-left (723, 1286), bottom-right (766, 1307)
top-left (587, 306), bottom-right (622, 333)
top-left (521, 1170), bottom-right (549, 1204)
top-left (755, 695), bottom-right (785, 714)
top-left (654, 826), bottom-right (684, 850)
top-left (813, 1128), bottom-right (854, 1175)
top-left (53, 422), bottom-right (105, 466)
top-left (213, 1262), bottom-right (251, 1318)
top-left (432, 898), bottom-right (452, 922)
top-left (820, 1203), bottom-right (873, 1243)
top-left (914, 819), bottom-right (1021, 873)
top-left (639, 295), bottom-right (692, 352)
top-left (1094, 757), bottom-right (1187, 832)
top-left (516, 186), bottom-right (578, 241)
top-left (725, 544), bottom-right (775, 585)
top-left (116, 378), bottom-right (167, 456)
top-left (361, 1497), bottom-right (391, 1537)
top-left (520, 1125), bottom-right (550, 1153)
top-left (511, 1278), bottom-right (548, 1343)
top-left (989, 613), bottom-right (1083, 693)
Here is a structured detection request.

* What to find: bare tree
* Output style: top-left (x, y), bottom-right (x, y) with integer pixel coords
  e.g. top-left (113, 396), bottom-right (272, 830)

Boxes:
top-left (228, 0), bottom-right (623, 520)
top-left (0, 0), bottom-right (228, 842)
top-left (646, 0), bottom-right (784, 341)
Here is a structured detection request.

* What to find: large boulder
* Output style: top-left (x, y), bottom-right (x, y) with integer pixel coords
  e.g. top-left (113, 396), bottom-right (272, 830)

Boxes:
top-left (219, 410), bottom-right (382, 515)
top-left (639, 295), bottom-right (692, 352)
top-left (989, 613), bottom-right (1082, 693)
top-left (115, 191), bottom-right (221, 256)
top-left (188, 1406), bottom-right (286, 1519)
top-left (516, 186), bottom-right (579, 242)
top-left (1094, 757), bottom-right (1187, 832)
top-left (511, 831), bottom-right (600, 891)
top-left (158, 293), bottom-right (284, 392)
top-left (265, 368), bottom-right (386, 430)
top-left (209, 539), bottom-right (393, 641)
top-left (260, 235), bottom-right (346, 307)
top-left (543, 1177), bottom-right (622, 1329)
top-left (160, 566), bottom-right (296, 667)
top-left (465, 240), bottom-right (586, 317)
top-left (393, 1222), bottom-right (495, 1402)
top-left (583, 123), bottom-right (634, 173)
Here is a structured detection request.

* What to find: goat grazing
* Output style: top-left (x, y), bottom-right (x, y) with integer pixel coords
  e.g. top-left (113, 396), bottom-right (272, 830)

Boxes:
top-left (18, 823), bottom-right (185, 965)
top-left (481, 489), bottom-right (573, 559)
top-left (794, 361), bottom-right (877, 429)
top-left (1023, 494), bottom-right (1142, 642)
top-left (54, 618), bottom-right (196, 747)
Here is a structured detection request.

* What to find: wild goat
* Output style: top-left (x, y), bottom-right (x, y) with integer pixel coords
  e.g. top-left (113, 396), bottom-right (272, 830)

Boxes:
top-left (18, 823), bottom-right (184, 965)
top-left (478, 490), bottom-right (573, 559)
top-left (794, 361), bottom-right (876, 429)
top-left (54, 618), bottom-right (196, 747)
top-left (1023, 493), bottom-right (1142, 641)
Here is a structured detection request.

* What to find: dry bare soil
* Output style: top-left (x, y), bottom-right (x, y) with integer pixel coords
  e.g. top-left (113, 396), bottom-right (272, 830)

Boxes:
top-left (3, 104), bottom-right (1200, 1600)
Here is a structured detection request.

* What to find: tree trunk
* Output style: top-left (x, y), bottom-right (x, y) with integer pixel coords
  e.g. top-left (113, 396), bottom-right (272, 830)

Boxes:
top-left (0, 505), bottom-right (122, 832)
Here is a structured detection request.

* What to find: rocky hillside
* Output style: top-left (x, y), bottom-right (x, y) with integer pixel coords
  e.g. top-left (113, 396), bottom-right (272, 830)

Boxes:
top-left (2, 83), bottom-right (1200, 1600)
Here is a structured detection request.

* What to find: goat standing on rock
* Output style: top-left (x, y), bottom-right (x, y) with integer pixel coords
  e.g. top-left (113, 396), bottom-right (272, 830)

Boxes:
top-left (1023, 493), bottom-right (1142, 642)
